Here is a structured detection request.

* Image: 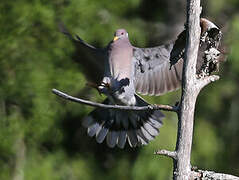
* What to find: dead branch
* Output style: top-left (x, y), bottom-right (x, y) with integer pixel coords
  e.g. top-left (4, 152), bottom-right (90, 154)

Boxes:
top-left (154, 149), bottom-right (177, 160)
top-left (192, 169), bottom-right (239, 180)
top-left (52, 89), bottom-right (177, 112)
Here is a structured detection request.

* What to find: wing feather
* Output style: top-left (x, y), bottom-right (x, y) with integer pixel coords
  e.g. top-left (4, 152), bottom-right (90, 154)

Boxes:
top-left (133, 43), bottom-right (183, 96)
top-left (59, 23), bottom-right (105, 84)
top-left (133, 18), bottom-right (222, 96)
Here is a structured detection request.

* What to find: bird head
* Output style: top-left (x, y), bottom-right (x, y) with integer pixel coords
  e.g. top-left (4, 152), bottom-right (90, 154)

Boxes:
top-left (113, 29), bottom-right (129, 41)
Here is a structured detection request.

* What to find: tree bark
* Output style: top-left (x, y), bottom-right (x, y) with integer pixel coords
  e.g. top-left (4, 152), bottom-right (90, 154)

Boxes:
top-left (173, 0), bottom-right (201, 179)
top-left (192, 170), bottom-right (239, 179)
top-left (171, 0), bottom-right (239, 179)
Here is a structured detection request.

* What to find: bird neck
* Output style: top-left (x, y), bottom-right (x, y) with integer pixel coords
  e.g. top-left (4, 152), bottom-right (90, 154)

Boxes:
top-left (110, 38), bottom-right (131, 48)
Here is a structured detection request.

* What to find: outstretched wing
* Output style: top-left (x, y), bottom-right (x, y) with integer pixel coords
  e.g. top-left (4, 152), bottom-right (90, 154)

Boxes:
top-left (133, 18), bottom-right (223, 96)
top-left (59, 23), bottom-right (106, 84)
top-left (133, 43), bottom-right (183, 96)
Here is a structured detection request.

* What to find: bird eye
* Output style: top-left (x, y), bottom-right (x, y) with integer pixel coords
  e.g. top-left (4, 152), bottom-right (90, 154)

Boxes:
top-left (121, 32), bottom-right (124, 35)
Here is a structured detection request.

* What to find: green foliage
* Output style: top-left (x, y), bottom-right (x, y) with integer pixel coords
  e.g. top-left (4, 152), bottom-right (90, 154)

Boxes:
top-left (1, 0), bottom-right (239, 179)
top-left (192, 119), bottom-right (223, 168)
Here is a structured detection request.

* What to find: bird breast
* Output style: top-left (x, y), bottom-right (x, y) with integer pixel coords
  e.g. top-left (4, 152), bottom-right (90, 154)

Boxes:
top-left (109, 41), bottom-right (133, 80)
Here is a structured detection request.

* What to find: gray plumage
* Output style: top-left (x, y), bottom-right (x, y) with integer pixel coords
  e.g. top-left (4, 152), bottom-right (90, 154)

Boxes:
top-left (117, 131), bottom-right (127, 148)
top-left (59, 27), bottom-right (165, 148)
top-left (76, 29), bottom-right (164, 148)
top-left (133, 45), bottom-right (183, 96)
top-left (60, 19), bottom-right (222, 148)
top-left (59, 19), bottom-right (222, 98)
top-left (127, 130), bottom-right (138, 147)
top-left (87, 122), bottom-right (100, 137)
top-left (96, 126), bottom-right (108, 143)
top-left (107, 131), bottom-right (119, 148)
top-left (59, 24), bottom-right (183, 97)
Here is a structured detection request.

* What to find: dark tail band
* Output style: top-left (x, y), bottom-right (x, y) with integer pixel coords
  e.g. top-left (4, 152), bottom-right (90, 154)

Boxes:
top-left (82, 97), bottom-right (164, 148)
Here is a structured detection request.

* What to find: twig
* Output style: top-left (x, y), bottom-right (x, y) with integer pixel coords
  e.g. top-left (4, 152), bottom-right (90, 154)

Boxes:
top-left (52, 89), bottom-right (177, 112)
top-left (154, 149), bottom-right (177, 160)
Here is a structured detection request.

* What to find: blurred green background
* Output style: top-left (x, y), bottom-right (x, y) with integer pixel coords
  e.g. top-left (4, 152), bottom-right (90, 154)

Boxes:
top-left (1, 0), bottom-right (239, 179)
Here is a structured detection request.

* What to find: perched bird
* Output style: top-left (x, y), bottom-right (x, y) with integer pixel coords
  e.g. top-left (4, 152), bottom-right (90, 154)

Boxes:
top-left (60, 27), bottom-right (167, 148)
top-left (59, 18), bottom-right (223, 148)
top-left (88, 29), bottom-right (167, 148)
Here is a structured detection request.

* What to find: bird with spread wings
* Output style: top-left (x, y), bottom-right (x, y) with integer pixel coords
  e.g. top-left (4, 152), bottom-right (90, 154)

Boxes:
top-left (59, 18), bottom-right (223, 148)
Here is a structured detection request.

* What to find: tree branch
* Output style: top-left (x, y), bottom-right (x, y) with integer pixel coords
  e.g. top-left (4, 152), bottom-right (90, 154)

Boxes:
top-left (196, 75), bottom-right (220, 90)
top-left (154, 149), bottom-right (177, 160)
top-left (52, 89), bottom-right (177, 112)
top-left (191, 169), bottom-right (239, 180)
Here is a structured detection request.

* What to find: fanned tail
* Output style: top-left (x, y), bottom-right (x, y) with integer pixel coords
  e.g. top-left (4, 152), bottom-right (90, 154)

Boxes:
top-left (82, 97), bottom-right (164, 148)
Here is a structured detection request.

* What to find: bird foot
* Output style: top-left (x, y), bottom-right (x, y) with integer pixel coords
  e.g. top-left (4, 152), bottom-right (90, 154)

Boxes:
top-left (100, 82), bottom-right (111, 89)
top-left (97, 81), bottom-right (113, 95)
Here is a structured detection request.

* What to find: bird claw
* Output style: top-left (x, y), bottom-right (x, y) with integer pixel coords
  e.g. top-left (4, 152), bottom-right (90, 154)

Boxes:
top-left (148, 104), bottom-right (157, 110)
top-left (100, 82), bottom-right (110, 88)
top-left (97, 81), bottom-right (113, 95)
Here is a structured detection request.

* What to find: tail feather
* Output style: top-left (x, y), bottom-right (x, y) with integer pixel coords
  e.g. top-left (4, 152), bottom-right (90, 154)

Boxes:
top-left (82, 97), bottom-right (164, 148)
top-left (127, 130), bottom-right (138, 147)
top-left (117, 131), bottom-right (127, 149)
top-left (138, 137), bottom-right (148, 145)
top-left (87, 122), bottom-right (100, 137)
top-left (143, 122), bottom-right (159, 136)
top-left (96, 126), bottom-right (108, 143)
top-left (121, 114), bottom-right (129, 129)
top-left (140, 126), bottom-right (154, 141)
top-left (148, 117), bottom-right (162, 128)
top-left (107, 131), bottom-right (119, 148)
top-left (137, 129), bottom-right (149, 144)
top-left (129, 113), bottom-right (139, 128)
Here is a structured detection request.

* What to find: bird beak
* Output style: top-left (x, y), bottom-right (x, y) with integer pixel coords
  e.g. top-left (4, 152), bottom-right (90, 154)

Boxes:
top-left (113, 36), bottom-right (119, 41)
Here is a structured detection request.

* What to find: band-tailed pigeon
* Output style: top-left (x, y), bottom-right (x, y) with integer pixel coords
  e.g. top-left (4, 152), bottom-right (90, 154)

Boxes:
top-left (59, 18), bottom-right (223, 148)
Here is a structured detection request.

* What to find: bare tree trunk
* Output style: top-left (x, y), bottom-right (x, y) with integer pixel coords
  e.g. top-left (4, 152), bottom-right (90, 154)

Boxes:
top-left (172, 0), bottom-right (239, 179)
top-left (173, 0), bottom-right (201, 179)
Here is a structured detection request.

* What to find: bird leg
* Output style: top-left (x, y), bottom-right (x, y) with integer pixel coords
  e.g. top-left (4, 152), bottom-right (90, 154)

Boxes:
top-left (98, 80), bottom-right (112, 95)
top-left (91, 78), bottom-right (129, 96)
